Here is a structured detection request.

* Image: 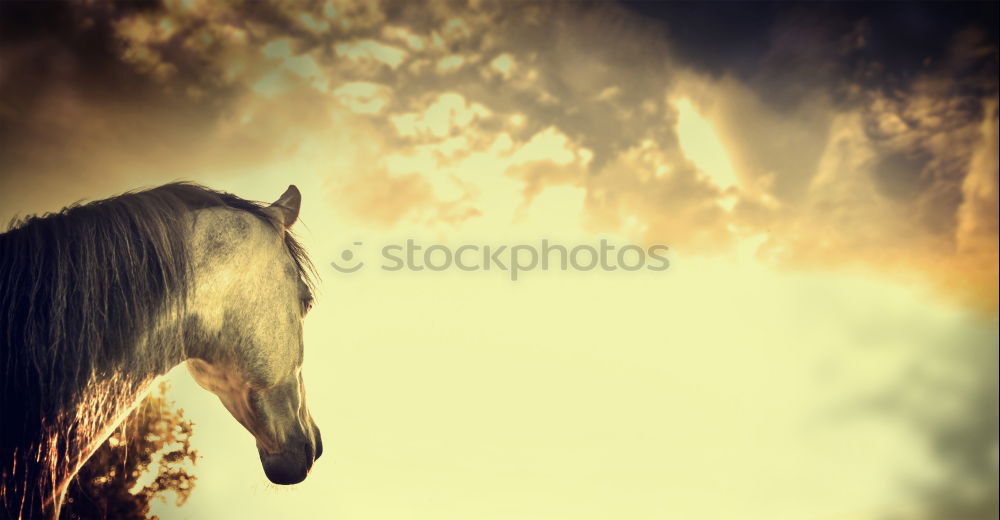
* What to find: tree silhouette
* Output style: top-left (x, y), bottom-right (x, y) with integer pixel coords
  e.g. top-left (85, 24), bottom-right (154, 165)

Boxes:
top-left (61, 382), bottom-right (198, 520)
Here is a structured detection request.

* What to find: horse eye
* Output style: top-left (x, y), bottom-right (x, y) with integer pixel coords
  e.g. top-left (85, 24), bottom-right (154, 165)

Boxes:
top-left (301, 297), bottom-right (314, 313)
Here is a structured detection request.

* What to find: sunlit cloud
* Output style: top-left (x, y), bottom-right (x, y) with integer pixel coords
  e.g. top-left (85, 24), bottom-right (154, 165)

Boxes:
top-left (333, 81), bottom-right (392, 114)
top-left (335, 39), bottom-right (409, 70)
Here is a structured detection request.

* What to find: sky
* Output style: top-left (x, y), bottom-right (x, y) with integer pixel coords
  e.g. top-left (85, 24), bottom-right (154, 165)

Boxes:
top-left (1, 1), bottom-right (997, 519)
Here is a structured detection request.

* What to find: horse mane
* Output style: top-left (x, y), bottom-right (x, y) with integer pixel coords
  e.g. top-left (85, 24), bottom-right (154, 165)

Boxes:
top-left (0, 181), bottom-right (315, 450)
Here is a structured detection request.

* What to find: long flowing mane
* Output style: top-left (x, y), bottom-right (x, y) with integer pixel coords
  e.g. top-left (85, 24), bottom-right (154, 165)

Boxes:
top-left (0, 182), bottom-right (314, 516)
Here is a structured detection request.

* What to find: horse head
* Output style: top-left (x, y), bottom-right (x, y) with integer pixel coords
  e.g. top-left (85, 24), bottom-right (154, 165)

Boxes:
top-left (185, 186), bottom-right (322, 485)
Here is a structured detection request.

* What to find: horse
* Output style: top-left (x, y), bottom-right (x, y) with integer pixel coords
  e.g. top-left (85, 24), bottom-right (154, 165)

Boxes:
top-left (0, 183), bottom-right (322, 519)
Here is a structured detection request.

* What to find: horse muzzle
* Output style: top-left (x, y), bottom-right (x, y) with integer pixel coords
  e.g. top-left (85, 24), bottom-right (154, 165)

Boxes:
top-left (258, 423), bottom-right (323, 485)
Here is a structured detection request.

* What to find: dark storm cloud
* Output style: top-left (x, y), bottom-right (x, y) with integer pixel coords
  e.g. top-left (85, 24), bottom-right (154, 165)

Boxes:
top-left (613, 1), bottom-right (997, 301)
top-left (620, 1), bottom-right (998, 104)
top-left (0, 0), bottom-right (348, 215)
top-left (0, 0), bottom-right (248, 213)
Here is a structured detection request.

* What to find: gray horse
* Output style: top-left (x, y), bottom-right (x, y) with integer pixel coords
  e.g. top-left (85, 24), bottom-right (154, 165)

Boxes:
top-left (0, 183), bottom-right (322, 519)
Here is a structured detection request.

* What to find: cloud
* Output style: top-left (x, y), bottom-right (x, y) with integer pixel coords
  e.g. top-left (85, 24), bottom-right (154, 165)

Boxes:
top-left (957, 101), bottom-right (1000, 255)
top-left (333, 81), bottom-right (392, 114)
top-left (391, 92), bottom-right (491, 139)
top-left (4, 0), bottom-right (994, 308)
top-left (334, 39), bottom-right (408, 70)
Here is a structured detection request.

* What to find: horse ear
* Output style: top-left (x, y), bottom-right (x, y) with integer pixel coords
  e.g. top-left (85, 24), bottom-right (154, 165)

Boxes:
top-left (264, 185), bottom-right (301, 229)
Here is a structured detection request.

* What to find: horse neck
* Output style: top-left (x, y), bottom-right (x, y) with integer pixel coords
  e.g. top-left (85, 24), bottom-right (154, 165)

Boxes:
top-left (56, 311), bottom-right (190, 508)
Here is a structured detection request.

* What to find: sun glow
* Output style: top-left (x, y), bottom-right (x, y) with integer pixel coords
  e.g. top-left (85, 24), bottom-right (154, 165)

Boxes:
top-left (673, 97), bottom-right (741, 194)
